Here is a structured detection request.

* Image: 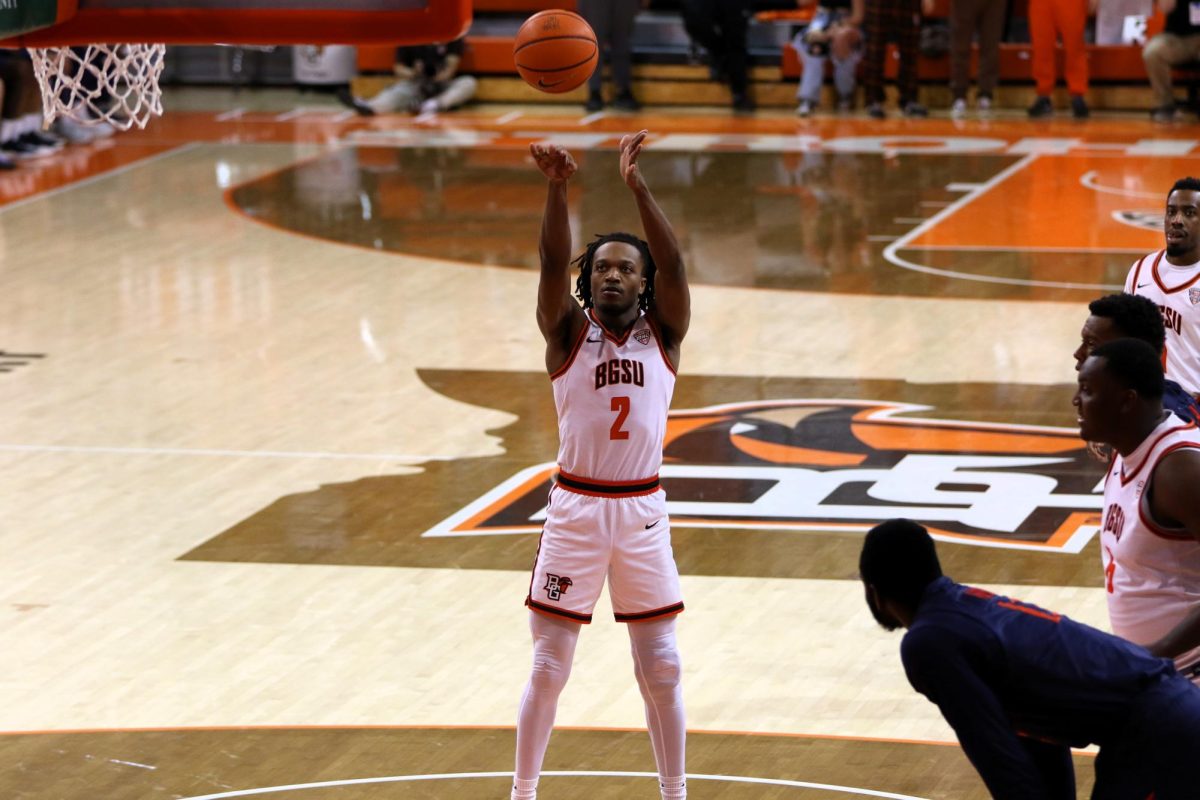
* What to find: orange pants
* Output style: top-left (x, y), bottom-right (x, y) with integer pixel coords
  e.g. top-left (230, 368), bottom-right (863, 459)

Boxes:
top-left (1028, 0), bottom-right (1089, 96)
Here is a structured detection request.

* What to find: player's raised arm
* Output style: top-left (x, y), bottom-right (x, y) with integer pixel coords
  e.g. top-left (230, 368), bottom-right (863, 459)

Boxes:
top-left (531, 143), bottom-right (586, 371)
top-left (619, 130), bottom-right (690, 359)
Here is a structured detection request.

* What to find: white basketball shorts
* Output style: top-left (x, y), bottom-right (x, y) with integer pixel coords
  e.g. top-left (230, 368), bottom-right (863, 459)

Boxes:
top-left (525, 483), bottom-right (683, 624)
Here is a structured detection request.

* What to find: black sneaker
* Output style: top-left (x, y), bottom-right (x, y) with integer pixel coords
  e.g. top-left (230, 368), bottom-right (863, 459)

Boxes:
top-left (1151, 104), bottom-right (1180, 122)
top-left (1027, 96), bottom-right (1053, 118)
top-left (902, 101), bottom-right (928, 118)
top-left (1070, 94), bottom-right (1089, 119)
top-left (585, 90), bottom-right (604, 112)
top-left (867, 102), bottom-right (885, 119)
top-left (731, 93), bottom-right (755, 114)
top-left (2, 136), bottom-right (53, 159)
top-left (335, 87), bottom-right (375, 117)
top-left (26, 130), bottom-right (64, 149)
top-left (611, 90), bottom-right (640, 112)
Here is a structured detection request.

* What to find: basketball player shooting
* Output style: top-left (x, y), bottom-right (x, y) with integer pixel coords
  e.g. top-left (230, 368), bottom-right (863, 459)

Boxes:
top-left (511, 130), bottom-right (690, 800)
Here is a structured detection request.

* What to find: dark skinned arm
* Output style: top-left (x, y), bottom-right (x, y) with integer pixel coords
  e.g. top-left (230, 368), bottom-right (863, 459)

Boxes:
top-left (618, 130), bottom-right (689, 368)
top-left (1145, 448), bottom-right (1200, 658)
top-left (530, 143), bottom-right (586, 374)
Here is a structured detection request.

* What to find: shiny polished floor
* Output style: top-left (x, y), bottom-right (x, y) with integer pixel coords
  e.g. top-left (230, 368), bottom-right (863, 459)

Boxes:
top-left (0, 89), bottom-right (1179, 798)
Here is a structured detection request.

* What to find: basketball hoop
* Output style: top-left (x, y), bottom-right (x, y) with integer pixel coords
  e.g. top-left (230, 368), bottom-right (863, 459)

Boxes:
top-left (1, 0), bottom-right (472, 130)
top-left (27, 43), bottom-right (165, 130)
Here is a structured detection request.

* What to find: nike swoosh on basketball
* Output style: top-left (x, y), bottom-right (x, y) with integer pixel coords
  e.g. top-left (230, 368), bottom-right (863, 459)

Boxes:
top-left (538, 78), bottom-right (565, 88)
top-left (587, 336), bottom-right (602, 343)
top-left (1137, 282), bottom-right (1152, 288)
top-left (645, 519), bottom-right (660, 529)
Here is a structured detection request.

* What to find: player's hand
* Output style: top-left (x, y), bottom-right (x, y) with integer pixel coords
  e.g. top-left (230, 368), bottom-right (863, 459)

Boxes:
top-left (619, 129), bottom-right (648, 190)
top-left (1086, 440), bottom-right (1112, 462)
top-left (920, 0), bottom-right (934, 14)
top-left (530, 143), bottom-right (577, 183)
top-left (1160, 0), bottom-right (1176, 13)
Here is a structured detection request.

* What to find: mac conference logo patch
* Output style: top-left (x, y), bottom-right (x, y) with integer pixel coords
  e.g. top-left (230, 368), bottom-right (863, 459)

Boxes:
top-left (424, 399), bottom-right (1102, 553)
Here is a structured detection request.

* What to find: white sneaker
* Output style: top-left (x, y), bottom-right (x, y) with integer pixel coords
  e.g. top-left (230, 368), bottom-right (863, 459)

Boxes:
top-left (418, 98), bottom-right (439, 114)
top-left (977, 95), bottom-right (993, 114)
top-left (951, 98), bottom-right (967, 118)
top-left (796, 98), bottom-right (815, 117)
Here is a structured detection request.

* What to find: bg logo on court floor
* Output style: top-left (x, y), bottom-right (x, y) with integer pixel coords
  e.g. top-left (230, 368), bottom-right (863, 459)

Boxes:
top-left (425, 399), bottom-right (1103, 553)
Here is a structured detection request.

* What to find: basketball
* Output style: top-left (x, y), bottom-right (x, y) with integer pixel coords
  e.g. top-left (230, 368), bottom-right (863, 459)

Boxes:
top-left (513, 10), bottom-right (598, 94)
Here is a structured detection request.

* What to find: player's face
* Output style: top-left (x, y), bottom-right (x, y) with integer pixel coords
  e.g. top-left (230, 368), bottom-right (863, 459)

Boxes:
top-left (1073, 315), bottom-right (1120, 371)
top-left (1073, 356), bottom-right (1125, 444)
top-left (1164, 189), bottom-right (1200, 261)
top-left (863, 584), bottom-right (903, 632)
top-left (590, 241), bottom-right (646, 314)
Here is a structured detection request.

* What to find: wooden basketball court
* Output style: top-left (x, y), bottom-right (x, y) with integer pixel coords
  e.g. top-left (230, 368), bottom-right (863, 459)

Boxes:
top-left (0, 87), bottom-right (1181, 797)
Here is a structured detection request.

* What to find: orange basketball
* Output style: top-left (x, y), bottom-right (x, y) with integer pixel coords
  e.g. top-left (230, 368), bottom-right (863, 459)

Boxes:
top-left (513, 10), bottom-right (599, 94)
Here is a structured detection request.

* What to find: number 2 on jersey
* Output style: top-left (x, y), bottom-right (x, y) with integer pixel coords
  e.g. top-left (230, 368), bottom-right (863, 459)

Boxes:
top-left (610, 396), bottom-right (630, 440)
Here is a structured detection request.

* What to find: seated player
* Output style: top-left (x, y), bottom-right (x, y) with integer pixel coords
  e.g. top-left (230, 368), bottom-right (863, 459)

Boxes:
top-left (337, 36), bottom-right (476, 115)
top-left (793, 0), bottom-right (864, 117)
top-left (861, 517), bottom-right (1200, 799)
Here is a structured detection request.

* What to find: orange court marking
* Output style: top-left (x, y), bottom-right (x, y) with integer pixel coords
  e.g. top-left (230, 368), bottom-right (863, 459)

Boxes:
top-left (908, 154), bottom-right (1180, 253)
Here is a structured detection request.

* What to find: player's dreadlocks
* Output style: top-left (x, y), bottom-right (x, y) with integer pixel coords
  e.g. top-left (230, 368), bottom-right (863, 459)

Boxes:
top-left (571, 232), bottom-right (656, 311)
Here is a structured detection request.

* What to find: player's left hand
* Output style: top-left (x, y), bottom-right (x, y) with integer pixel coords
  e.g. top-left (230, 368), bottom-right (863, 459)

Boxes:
top-left (619, 130), bottom-right (648, 190)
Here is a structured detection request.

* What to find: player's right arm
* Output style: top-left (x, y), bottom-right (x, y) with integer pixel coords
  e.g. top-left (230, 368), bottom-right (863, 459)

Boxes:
top-left (902, 628), bottom-right (1068, 800)
top-left (531, 143), bottom-right (586, 374)
top-left (1144, 448), bottom-right (1200, 660)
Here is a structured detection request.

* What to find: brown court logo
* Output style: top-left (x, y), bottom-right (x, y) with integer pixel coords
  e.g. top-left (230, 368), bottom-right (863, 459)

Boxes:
top-left (424, 399), bottom-right (1103, 552)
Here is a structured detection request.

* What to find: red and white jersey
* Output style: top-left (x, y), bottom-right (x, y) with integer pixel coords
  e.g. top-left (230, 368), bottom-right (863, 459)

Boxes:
top-left (1125, 250), bottom-right (1200, 395)
top-left (550, 309), bottom-right (676, 483)
top-left (1101, 414), bottom-right (1200, 675)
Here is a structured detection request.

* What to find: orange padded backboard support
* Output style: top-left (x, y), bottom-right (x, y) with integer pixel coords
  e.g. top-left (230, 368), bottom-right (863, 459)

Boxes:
top-left (0, 0), bottom-right (471, 47)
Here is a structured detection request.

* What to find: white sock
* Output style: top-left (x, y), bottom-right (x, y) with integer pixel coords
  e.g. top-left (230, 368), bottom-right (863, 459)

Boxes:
top-left (660, 776), bottom-right (687, 799)
top-left (511, 777), bottom-right (538, 799)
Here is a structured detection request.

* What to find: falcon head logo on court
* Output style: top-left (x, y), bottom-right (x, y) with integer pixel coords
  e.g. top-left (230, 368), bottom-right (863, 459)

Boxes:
top-left (427, 399), bottom-right (1104, 553)
top-left (544, 574), bottom-right (573, 601)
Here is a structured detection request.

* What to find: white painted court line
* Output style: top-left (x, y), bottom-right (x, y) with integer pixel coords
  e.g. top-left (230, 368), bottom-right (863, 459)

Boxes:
top-left (0, 144), bottom-right (201, 214)
top-left (579, 111), bottom-right (607, 125)
top-left (906, 243), bottom-right (1146, 254)
top-left (883, 152), bottom-right (1124, 290)
top-left (215, 108), bottom-right (245, 121)
top-left (495, 110), bottom-right (523, 125)
top-left (0, 443), bottom-right (453, 462)
top-left (1079, 169), bottom-right (1162, 200)
top-left (178, 770), bottom-right (933, 800)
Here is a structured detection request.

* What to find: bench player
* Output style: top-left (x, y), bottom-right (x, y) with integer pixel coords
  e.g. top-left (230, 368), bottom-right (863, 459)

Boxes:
top-left (512, 129), bottom-right (690, 800)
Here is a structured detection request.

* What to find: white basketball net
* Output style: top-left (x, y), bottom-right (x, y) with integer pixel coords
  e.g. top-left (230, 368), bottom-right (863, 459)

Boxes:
top-left (27, 43), bottom-right (166, 130)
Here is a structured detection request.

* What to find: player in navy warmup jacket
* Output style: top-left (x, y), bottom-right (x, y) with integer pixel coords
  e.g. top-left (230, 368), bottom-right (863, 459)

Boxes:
top-left (860, 518), bottom-right (1200, 799)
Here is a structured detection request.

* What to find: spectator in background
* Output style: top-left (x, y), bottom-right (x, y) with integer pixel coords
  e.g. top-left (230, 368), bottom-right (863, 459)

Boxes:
top-left (337, 37), bottom-right (476, 115)
top-left (1143, 0), bottom-right (1200, 122)
top-left (682, 0), bottom-right (755, 112)
top-left (949, 0), bottom-right (1006, 116)
top-left (579, 0), bottom-right (644, 112)
top-left (1026, 0), bottom-right (1096, 118)
top-left (862, 0), bottom-right (933, 118)
top-left (793, 0), bottom-right (865, 116)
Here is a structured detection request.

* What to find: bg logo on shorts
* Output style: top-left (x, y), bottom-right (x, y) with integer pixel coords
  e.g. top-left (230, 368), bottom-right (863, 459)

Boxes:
top-left (544, 574), bottom-right (573, 601)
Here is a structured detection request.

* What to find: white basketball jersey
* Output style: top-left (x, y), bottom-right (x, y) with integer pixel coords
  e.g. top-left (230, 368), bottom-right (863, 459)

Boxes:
top-left (1101, 414), bottom-right (1200, 675)
top-left (551, 310), bottom-right (676, 482)
top-left (1125, 250), bottom-right (1200, 394)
